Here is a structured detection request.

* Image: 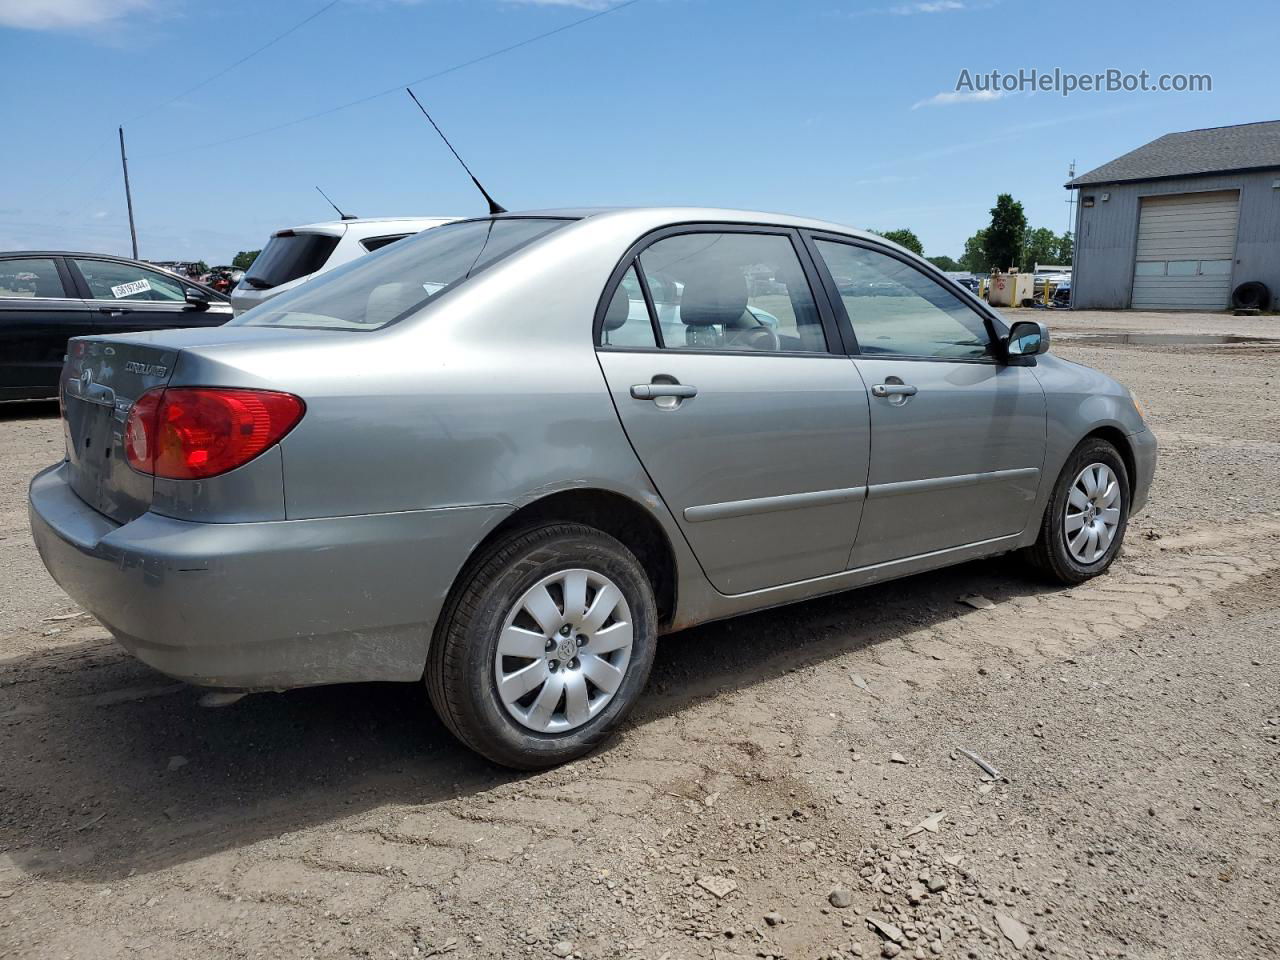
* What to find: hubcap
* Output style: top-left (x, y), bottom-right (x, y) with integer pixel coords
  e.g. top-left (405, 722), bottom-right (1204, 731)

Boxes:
top-left (1064, 462), bottom-right (1122, 564)
top-left (494, 568), bottom-right (634, 734)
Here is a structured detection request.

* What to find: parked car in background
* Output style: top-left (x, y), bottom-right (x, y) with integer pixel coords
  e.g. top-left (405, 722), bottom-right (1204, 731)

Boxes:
top-left (149, 260), bottom-right (205, 280)
top-left (204, 265), bottom-right (244, 295)
top-left (1053, 278), bottom-right (1072, 307)
top-left (0, 252), bottom-right (230, 401)
top-left (1033, 273), bottom-right (1071, 302)
top-left (30, 208), bottom-right (1155, 769)
top-left (941, 272), bottom-right (983, 294)
top-left (230, 216), bottom-right (455, 316)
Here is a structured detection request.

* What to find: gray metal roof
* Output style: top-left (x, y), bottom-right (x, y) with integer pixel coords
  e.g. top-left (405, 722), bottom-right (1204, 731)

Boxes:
top-left (1066, 120), bottom-right (1280, 187)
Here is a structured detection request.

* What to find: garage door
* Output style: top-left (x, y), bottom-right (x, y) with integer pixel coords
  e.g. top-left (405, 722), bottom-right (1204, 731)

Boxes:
top-left (1131, 190), bottom-right (1239, 309)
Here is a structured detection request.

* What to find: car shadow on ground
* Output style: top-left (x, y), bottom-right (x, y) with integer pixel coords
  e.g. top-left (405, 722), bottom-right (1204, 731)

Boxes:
top-left (0, 400), bottom-right (59, 421)
top-left (0, 552), bottom-right (1067, 884)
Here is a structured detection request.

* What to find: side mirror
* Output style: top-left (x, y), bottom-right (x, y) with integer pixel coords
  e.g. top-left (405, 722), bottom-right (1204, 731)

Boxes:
top-left (1005, 320), bottom-right (1049, 358)
top-left (184, 288), bottom-right (211, 311)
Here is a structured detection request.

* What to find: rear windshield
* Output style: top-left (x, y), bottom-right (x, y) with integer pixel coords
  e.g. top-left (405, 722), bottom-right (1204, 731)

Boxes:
top-left (231, 218), bottom-right (570, 331)
top-left (243, 232), bottom-right (341, 289)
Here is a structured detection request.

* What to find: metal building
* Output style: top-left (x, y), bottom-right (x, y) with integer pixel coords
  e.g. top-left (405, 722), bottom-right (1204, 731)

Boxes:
top-left (1067, 121), bottom-right (1280, 310)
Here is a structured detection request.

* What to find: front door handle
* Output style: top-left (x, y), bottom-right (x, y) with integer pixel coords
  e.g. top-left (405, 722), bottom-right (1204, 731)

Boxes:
top-left (97, 307), bottom-right (125, 316)
top-left (630, 383), bottom-right (698, 400)
top-left (871, 383), bottom-right (918, 398)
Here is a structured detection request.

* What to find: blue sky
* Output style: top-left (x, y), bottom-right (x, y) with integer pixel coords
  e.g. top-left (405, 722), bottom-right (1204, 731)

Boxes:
top-left (0, 0), bottom-right (1271, 263)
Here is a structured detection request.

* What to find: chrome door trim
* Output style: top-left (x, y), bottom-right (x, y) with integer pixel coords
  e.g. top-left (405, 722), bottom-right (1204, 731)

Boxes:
top-left (84, 299), bottom-right (188, 311)
top-left (684, 486), bottom-right (867, 523)
top-left (0, 297), bottom-right (88, 307)
top-left (866, 466), bottom-right (1040, 500)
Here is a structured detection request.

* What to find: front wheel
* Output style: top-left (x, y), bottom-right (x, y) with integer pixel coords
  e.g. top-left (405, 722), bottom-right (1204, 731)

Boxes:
top-left (1026, 438), bottom-right (1130, 585)
top-left (426, 523), bottom-right (657, 769)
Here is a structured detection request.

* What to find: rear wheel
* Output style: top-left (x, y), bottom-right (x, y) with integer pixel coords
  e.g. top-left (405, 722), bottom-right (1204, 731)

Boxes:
top-left (427, 523), bottom-right (657, 769)
top-left (1026, 438), bottom-right (1130, 585)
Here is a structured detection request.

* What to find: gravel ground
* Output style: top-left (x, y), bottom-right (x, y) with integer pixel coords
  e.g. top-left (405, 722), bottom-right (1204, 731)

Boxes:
top-left (1, 309), bottom-right (1277, 960)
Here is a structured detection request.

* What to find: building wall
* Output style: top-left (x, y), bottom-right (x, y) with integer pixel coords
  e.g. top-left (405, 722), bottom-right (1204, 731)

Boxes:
top-left (1071, 169), bottom-right (1280, 309)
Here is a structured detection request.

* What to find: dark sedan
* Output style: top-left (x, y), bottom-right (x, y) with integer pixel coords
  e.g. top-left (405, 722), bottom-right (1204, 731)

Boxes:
top-left (0, 252), bottom-right (231, 401)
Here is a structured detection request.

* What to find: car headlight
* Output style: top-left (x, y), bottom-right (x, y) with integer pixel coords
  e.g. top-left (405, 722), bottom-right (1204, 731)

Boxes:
top-left (1128, 389), bottom-right (1147, 422)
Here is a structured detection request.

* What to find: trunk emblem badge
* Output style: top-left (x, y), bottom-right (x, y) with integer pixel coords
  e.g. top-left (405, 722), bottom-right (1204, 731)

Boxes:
top-left (124, 361), bottom-right (167, 377)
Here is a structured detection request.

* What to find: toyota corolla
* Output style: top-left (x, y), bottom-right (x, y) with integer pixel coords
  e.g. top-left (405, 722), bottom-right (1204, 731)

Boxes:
top-left (29, 208), bottom-right (1156, 769)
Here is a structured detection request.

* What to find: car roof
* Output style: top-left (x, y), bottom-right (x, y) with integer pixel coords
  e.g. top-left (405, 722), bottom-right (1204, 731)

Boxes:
top-left (488, 206), bottom-right (890, 244)
top-left (284, 207), bottom-right (887, 244)
top-left (282, 216), bottom-right (459, 235)
top-left (1, 250), bottom-right (167, 259)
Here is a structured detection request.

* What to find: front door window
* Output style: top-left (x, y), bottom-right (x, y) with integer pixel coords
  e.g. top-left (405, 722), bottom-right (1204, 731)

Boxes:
top-left (72, 259), bottom-right (186, 303)
top-left (813, 240), bottom-right (991, 359)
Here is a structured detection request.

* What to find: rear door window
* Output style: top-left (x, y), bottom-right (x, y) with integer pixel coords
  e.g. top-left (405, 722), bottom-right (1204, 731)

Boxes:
top-left (634, 232), bottom-right (828, 353)
top-left (243, 232), bottom-right (341, 289)
top-left (599, 265), bottom-right (658, 348)
top-left (0, 258), bottom-right (67, 299)
top-left (72, 259), bottom-right (186, 302)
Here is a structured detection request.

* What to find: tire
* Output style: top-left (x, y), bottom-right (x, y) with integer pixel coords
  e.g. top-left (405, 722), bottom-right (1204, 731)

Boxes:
top-left (426, 522), bottom-right (657, 770)
top-left (1231, 281), bottom-right (1269, 311)
top-left (1025, 437), bottom-right (1130, 585)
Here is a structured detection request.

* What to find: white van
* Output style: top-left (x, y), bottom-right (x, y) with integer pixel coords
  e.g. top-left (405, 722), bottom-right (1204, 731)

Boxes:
top-left (230, 216), bottom-right (455, 316)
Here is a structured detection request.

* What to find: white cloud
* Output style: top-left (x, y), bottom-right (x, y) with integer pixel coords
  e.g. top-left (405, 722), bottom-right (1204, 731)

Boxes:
top-left (503, 0), bottom-right (613, 8)
top-left (0, 0), bottom-right (156, 31)
top-left (855, 0), bottom-right (996, 15)
top-left (890, 0), bottom-right (964, 12)
top-left (911, 88), bottom-right (1006, 109)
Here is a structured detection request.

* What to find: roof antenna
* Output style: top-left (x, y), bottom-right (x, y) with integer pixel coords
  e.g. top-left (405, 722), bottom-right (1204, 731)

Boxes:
top-left (405, 87), bottom-right (506, 215)
top-left (315, 185), bottom-right (356, 221)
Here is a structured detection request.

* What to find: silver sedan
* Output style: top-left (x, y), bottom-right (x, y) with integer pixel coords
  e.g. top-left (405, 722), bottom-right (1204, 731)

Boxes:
top-left (29, 208), bottom-right (1156, 768)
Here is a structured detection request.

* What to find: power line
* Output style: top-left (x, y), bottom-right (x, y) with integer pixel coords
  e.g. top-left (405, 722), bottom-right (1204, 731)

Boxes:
top-left (136, 0), bottom-right (641, 161)
top-left (124, 0), bottom-right (341, 125)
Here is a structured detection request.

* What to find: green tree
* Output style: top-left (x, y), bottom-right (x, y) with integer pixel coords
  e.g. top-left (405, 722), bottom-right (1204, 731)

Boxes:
top-left (1057, 231), bottom-right (1074, 264)
top-left (1021, 227), bottom-right (1060, 272)
top-left (231, 249), bottom-right (260, 271)
top-left (926, 254), bottom-right (960, 272)
top-left (981, 194), bottom-right (1027, 273)
top-left (869, 228), bottom-right (924, 256)
top-left (959, 230), bottom-right (988, 272)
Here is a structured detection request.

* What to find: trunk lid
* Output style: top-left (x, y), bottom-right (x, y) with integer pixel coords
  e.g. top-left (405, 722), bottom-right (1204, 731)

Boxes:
top-left (61, 336), bottom-right (178, 523)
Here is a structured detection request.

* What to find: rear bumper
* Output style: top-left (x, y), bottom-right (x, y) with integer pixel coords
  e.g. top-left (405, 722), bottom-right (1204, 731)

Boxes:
top-left (1128, 427), bottom-right (1158, 514)
top-left (29, 462), bottom-right (509, 689)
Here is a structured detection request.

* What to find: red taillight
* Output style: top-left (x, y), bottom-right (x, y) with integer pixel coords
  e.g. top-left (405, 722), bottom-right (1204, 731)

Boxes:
top-left (124, 389), bottom-right (162, 468)
top-left (124, 387), bottom-right (305, 480)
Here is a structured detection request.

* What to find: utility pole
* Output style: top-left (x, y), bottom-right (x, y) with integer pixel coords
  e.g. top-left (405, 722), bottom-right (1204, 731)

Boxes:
top-left (118, 126), bottom-right (139, 260)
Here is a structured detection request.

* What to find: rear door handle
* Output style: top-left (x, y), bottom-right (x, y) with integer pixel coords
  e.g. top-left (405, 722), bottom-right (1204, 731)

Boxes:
top-left (630, 383), bottom-right (698, 400)
top-left (871, 383), bottom-right (918, 398)
top-left (97, 307), bottom-right (125, 316)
